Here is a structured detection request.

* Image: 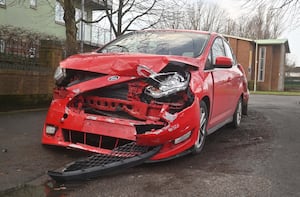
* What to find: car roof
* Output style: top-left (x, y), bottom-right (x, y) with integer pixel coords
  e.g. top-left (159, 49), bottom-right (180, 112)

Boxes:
top-left (137, 29), bottom-right (216, 35)
top-left (134, 29), bottom-right (221, 39)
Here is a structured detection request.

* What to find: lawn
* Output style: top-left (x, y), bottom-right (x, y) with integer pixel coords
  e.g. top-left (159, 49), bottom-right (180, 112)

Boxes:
top-left (250, 91), bottom-right (300, 96)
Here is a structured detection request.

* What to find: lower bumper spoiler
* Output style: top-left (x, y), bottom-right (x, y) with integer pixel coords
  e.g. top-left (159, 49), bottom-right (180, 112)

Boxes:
top-left (48, 142), bottom-right (161, 182)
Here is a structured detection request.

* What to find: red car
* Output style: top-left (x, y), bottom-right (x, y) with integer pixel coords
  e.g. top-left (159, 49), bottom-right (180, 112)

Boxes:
top-left (42, 30), bottom-right (249, 162)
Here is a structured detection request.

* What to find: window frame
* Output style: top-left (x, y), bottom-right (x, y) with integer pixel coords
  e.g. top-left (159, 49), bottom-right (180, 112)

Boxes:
top-left (55, 1), bottom-right (65, 25)
top-left (0, 0), bottom-right (6, 8)
top-left (0, 40), bottom-right (5, 53)
top-left (30, 0), bottom-right (37, 9)
top-left (258, 46), bottom-right (266, 82)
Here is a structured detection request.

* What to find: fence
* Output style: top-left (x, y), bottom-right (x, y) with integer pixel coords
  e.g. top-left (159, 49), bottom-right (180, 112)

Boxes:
top-left (0, 37), bottom-right (63, 111)
top-left (0, 37), bottom-right (41, 70)
top-left (285, 77), bottom-right (300, 91)
top-left (0, 31), bottom-right (114, 111)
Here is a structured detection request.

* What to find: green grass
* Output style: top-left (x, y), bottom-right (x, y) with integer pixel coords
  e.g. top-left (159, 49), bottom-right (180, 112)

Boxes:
top-left (250, 91), bottom-right (300, 96)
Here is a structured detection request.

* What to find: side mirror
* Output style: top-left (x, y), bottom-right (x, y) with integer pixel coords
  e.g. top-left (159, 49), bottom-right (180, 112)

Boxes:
top-left (214, 56), bottom-right (232, 68)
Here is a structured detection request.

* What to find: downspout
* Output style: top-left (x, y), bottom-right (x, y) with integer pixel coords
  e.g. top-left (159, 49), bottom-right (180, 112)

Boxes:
top-left (269, 47), bottom-right (273, 90)
top-left (254, 42), bottom-right (258, 92)
top-left (278, 44), bottom-right (285, 91)
top-left (248, 50), bottom-right (252, 80)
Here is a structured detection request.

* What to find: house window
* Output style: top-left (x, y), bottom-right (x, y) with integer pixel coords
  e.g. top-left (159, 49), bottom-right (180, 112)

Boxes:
top-left (76, 8), bottom-right (88, 40)
top-left (258, 47), bottom-right (266, 82)
top-left (55, 1), bottom-right (65, 24)
top-left (0, 40), bottom-right (5, 53)
top-left (30, 0), bottom-right (37, 9)
top-left (0, 0), bottom-right (6, 8)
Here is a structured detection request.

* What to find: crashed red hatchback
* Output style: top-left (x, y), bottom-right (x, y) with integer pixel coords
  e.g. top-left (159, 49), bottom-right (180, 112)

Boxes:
top-left (42, 30), bottom-right (249, 162)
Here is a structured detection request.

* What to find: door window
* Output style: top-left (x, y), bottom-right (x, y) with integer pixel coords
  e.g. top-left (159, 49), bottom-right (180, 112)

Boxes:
top-left (211, 37), bottom-right (226, 65)
top-left (224, 40), bottom-right (236, 64)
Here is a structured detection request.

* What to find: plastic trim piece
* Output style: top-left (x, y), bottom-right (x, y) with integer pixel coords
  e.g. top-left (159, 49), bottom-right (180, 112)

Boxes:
top-left (48, 144), bottom-right (161, 182)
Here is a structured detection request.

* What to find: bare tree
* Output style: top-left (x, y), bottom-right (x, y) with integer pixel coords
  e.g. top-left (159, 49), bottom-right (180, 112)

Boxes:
top-left (185, 1), bottom-right (205, 30)
top-left (57, 0), bottom-right (78, 57)
top-left (153, 0), bottom-right (285, 40)
top-left (223, 18), bottom-right (239, 36)
top-left (234, 4), bottom-right (284, 39)
top-left (285, 56), bottom-right (296, 76)
top-left (84, 0), bottom-right (168, 38)
top-left (243, 0), bottom-right (300, 30)
top-left (203, 4), bottom-right (227, 32)
top-left (153, 1), bottom-right (188, 29)
top-left (56, 0), bottom-right (168, 55)
top-left (155, 0), bottom-right (229, 33)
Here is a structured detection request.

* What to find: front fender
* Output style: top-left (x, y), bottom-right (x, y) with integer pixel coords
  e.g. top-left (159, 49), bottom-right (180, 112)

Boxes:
top-left (136, 98), bottom-right (200, 146)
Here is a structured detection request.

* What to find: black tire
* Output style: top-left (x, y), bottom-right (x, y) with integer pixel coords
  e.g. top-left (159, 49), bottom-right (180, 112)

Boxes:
top-left (242, 102), bottom-right (248, 115)
top-left (232, 98), bottom-right (242, 128)
top-left (192, 101), bottom-right (208, 154)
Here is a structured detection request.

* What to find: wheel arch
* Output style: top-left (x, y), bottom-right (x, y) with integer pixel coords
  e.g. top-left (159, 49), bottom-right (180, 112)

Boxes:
top-left (201, 96), bottom-right (210, 118)
top-left (240, 93), bottom-right (248, 115)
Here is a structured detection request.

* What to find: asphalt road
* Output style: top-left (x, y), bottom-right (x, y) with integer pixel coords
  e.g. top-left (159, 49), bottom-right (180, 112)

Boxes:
top-left (0, 94), bottom-right (299, 197)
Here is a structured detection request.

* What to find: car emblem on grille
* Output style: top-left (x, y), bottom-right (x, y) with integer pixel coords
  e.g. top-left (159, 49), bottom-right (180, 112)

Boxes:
top-left (108, 76), bottom-right (120, 81)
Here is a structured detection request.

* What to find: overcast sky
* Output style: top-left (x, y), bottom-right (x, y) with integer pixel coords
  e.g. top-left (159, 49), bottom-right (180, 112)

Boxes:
top-left (218, 0), bottom-right (300, 66)
top-left (95, 0), bottom-right (300, 66)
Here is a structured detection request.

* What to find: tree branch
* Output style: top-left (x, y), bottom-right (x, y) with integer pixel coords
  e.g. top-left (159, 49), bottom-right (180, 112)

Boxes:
top-left (122, 0), bottom-right (157, 34)
top-left (82, 9), bottom-right (118, 24)
top-left (122, 0), bottom-right (136, 17)
top-left (103, 0), bottom-right (117, 36)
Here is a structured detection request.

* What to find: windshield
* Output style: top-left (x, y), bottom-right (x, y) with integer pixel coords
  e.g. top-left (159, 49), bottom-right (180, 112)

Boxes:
top-left (98, 31), bottom-right (209, 58)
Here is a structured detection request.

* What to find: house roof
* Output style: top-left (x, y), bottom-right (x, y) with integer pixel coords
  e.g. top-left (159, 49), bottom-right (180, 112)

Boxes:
top-left (289, 67), bottom-right (300, 73)
top-left (255, 39), bottom-right (290, 53)
top-left (224, 35), bottom-right (290, 53)
top-left (223, 34), bottom-right (253, 42)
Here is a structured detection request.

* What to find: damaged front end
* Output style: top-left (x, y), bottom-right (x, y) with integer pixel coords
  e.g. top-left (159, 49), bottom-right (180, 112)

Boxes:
top-left (42, 58), bottom-right (200, 161)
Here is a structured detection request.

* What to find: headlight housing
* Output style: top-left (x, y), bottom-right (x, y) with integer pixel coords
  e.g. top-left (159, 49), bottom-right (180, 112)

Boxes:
top-left (138, 65), bottom-right (190, 99)
top-left (54, 66), bottom-right (66, 85)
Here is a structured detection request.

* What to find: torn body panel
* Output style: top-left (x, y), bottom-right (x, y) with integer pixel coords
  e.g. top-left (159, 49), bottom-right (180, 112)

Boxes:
top-left (59, 54), bottom-right (200, 76)
top-left (43, 58), bottom-right (199, 161)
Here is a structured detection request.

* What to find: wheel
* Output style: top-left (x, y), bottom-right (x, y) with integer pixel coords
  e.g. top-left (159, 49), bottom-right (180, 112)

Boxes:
top-left (192, 101), bottom-right (208, 154)
top-left (232, 98), bottom-right (242, 128)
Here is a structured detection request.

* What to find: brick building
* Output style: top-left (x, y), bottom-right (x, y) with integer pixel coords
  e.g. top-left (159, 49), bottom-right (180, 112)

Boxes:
top-left (225, 35), bottom-right (290, 91)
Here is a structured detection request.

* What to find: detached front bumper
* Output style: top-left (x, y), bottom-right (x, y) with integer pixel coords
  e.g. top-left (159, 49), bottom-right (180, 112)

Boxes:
top-left (42, 96), bottom-right (200, 161)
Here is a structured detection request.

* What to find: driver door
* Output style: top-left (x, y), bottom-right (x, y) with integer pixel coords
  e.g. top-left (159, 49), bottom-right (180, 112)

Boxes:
top-left (207, 37), bottom-right (233, 127)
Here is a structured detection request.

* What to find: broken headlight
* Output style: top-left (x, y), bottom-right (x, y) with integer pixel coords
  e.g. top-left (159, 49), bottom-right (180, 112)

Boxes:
top-left (54, 66), bottom-right (66, 85)
top-left (138, 65), bottom-right (190, 99)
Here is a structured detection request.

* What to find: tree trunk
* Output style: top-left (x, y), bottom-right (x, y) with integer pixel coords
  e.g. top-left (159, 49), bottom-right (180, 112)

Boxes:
top-left (64, 0), bottom-right (78, 57)
top-left (117, 0), bottom-right (123, 37)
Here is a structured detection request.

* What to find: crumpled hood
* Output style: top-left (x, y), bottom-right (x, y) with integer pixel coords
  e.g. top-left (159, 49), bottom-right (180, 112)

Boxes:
top-left (60, 53), bottom-right (201, 76)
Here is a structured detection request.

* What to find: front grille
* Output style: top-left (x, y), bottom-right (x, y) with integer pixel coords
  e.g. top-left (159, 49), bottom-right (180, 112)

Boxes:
top-left (62, 129), bottom-right (133, 150)
top-left (47, 142), bottom-right (161, 182)
top-left (63, 142), bottom-right (152, 172)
